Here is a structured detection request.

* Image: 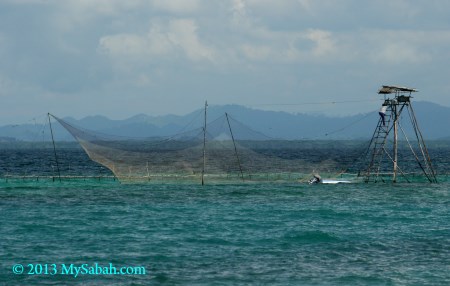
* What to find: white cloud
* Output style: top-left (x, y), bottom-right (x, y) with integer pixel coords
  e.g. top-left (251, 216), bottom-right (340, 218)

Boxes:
top-left (361, 30), bottom-right (450, 64)
top-left (2, 0), bottom-right (450, 124)
top-left (51, 0), bottom-right (201, 32)
top-left (98, 19), bottom-right (216, 63)
top-left (230, 0), bottom-right (251, 28)
top-left (371, 42), bottom-right (429, 64)
top-left (98, 28), bottom-right (171, 59)
top-left (167, 19), bottom-right (215, 61)
top-left (306, 29), bottom-right (336, 57)
top-left (241, 44), bottom-right (271, 61)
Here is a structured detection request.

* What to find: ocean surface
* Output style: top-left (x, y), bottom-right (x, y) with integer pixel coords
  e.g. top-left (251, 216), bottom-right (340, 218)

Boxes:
top-left (1, 148), bottom-right (450, 285)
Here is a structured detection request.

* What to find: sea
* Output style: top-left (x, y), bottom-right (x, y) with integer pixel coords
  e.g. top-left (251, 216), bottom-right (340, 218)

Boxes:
top-left (1, 147), bottom-right (449, 285)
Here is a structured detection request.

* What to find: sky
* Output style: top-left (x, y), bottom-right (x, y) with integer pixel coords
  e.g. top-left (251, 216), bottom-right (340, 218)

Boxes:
top-left (1, 0), bottom-right (450, 125)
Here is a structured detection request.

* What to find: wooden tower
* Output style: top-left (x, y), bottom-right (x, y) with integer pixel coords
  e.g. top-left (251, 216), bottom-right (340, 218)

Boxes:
top-left (361, 85), bottom-right (437, 183)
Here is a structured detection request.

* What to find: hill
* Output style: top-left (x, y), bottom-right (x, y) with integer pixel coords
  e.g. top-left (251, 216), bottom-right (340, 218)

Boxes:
top-left (0, 101), bottom-right (449, 141)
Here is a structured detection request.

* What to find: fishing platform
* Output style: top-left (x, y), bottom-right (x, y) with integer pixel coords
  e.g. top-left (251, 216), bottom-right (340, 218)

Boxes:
top-left (359, 85), bottom-right (437, 183)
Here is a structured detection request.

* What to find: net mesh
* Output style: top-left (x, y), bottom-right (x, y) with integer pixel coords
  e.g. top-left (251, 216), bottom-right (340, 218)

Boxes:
top-left (53, 114), bottom-right (362, 183)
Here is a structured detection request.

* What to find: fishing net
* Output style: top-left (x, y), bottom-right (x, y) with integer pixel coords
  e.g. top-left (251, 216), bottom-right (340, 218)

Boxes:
top-left (52, 113), bottom-right (363, 183)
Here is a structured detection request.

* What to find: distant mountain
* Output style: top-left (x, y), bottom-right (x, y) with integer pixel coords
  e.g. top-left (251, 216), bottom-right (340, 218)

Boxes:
top-left (408, 101), bottom-right (450, 139)
top-left (1, 101), bottom-right (449, 141)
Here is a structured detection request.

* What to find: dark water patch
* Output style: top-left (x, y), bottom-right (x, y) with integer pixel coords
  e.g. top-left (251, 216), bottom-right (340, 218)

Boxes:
top-left (283, 230), bottom-right (342, 244)
top-left (334, 274), bottom-right (394, 285)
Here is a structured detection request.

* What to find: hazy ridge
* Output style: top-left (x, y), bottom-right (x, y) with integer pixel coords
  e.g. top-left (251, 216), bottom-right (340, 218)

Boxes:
top-left (1, 101), bottom-right (449, 141)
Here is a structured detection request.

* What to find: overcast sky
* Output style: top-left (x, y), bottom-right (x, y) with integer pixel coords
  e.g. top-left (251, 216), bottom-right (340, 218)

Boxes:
top-left (1, 0), bottom-right (450, 125)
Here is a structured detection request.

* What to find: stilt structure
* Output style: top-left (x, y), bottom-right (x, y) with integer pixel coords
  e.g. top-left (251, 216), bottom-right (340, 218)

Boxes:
top-left (362, 85), bottom-right (437, 183)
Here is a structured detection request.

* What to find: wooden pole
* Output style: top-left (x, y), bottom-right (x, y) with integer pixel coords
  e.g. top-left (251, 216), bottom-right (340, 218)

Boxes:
top-left (225, 113), bottom-right (244, 181)
top-left (48, 113), bottom-right (62, 182)
top-left (393, 102), bottom-right (398, 183)
top-left (201, 101), bottom-right (207, 185)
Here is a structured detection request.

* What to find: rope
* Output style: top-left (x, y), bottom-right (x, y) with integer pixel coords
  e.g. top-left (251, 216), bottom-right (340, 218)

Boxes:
top-left (323, 111), bottom-right (376, 137)
top-left (249, 98), bottom-right (383, 107)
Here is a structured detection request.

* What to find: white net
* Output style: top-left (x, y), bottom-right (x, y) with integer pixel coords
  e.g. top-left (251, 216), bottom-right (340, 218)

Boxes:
top-left (53, 113), bottom-right (363, 183)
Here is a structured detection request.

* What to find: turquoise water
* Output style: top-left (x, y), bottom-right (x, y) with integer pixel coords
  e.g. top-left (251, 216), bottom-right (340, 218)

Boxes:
top-left (1, 178), bottom-right (449, 285)
top-left (1, 147), bottom-right (450, 285)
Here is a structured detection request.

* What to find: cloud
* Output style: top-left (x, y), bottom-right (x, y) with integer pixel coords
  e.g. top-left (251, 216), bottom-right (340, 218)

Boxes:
top-left (231, 0), bottom-right (247, 22)
top-left (93, 1), bottom-right (450, 67)
top-left (228, 0), bottom-right (338, 63)
top-left (358, 29), bottom-right (450, 64)
top-left (2, 0), bottom-right (450, 124)
top-left (98, 28), bottom-right (172, 59)
top-left (240, 44), bottom-right (271, 61)
top-left (168, 19), bottom-right (216, 61)
top-left (236, 28), bottom-right (338, 63)
top-left (50, 0), bottom-right (147, 33)
top-left (374, 43), bottom-right (427, 64)
top-left (151, 0), bottom-right (201, 14)
top-left (305, 30), bottom-right (335, 57)
top-left (98, 19), bottom-right (216, 63)
top-left (2, 0), bottom-right (49, 4)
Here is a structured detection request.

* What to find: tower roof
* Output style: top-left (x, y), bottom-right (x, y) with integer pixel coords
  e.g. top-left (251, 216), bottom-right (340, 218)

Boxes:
top-left (378, 85), bottom-right (418, 94)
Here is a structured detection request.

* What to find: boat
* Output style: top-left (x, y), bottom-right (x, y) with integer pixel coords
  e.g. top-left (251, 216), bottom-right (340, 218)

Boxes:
top-left (309, 174), bottom-right (352, 184)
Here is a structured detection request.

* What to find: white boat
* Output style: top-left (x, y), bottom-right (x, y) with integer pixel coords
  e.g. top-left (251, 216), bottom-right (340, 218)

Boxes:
top-left (309, 174), bottom-right (352, 184)
top-left (321, 179), bottom-right (352, 184)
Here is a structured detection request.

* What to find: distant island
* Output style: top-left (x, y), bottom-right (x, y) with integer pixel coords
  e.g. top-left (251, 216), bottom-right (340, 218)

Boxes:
top-left (1, 101), bottom-right (450, 141)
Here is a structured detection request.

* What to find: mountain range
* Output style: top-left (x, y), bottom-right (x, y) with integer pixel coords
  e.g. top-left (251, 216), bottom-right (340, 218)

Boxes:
top-left (1, 101), bottom-right (450, 141)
